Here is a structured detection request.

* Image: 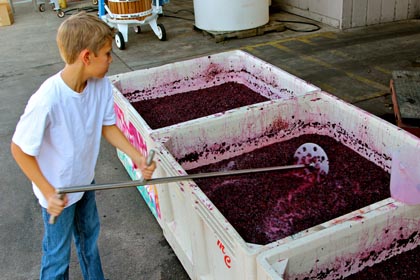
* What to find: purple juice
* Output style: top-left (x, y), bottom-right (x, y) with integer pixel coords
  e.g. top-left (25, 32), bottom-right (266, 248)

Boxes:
top-left (343, 244), bottom-right (420, 280)
top-left (186, 134), bottom-right (390, 245)
top-left (129, 82), bottom-right (269, 129)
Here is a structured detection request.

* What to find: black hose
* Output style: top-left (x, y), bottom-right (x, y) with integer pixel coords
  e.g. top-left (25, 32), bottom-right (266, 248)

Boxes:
top-left (162, 8), bottom-right (194, 21)
top-left (160, 9), bottom-right (322, 33)
top-left (275, 20), bottom-right (321, 32)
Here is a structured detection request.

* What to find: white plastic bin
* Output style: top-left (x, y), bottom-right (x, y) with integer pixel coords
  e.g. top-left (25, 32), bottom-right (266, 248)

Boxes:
top-left (151, 90), bottom-right (420, 279)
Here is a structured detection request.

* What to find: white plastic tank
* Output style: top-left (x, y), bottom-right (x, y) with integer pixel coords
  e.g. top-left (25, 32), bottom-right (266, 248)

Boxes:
top-left (193, 0), bottom-right (269, 32)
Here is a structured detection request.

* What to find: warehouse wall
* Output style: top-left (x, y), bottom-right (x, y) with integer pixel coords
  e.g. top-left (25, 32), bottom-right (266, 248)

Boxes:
top-left (272, 0), bottom-right (420, 29)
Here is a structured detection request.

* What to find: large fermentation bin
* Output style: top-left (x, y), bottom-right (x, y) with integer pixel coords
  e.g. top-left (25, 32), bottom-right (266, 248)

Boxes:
top-left (256, 202), bottom-right (420, 279)
top-left (150, 90), bottom-right (420, 279)
top-left (109, 50), bottom-right (320, 278)
top-left (110, 50), bottom-right (320, 221)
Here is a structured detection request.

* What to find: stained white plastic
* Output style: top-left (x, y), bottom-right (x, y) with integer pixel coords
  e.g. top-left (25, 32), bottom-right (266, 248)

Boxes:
top-left (256, 201), bottom-right (420, 279)
top-left (151, 91), bottom-right (420, 280)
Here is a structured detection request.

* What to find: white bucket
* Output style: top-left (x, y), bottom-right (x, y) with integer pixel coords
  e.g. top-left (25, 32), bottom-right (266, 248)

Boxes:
top-left (193, 0), bottom-right (269, 32)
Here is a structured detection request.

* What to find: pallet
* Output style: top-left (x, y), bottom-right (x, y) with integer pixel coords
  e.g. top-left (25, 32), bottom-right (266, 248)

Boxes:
top-left (195, 20), bottom-right (285, 43)
top-left (390, 70), bottom-right (420, 137)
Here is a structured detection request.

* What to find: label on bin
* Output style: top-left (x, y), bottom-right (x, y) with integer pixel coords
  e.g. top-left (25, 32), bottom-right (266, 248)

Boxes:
top-left (217, 239), bottom-right (232, 269)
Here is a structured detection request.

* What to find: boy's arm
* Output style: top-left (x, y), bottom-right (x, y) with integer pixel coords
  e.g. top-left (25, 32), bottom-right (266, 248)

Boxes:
top-left (10, 142), bottom-right (67, 216)
top-left (102, 125), bottom-right (156, 179)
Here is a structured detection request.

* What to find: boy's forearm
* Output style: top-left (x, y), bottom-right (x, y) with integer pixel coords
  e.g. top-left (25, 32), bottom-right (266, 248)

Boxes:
top-left (102, 125), bottom-right (144, 161)
top-left (103, 125), bottom-right (156, 180)
top-left (10, 142), bottom-right (56, 199)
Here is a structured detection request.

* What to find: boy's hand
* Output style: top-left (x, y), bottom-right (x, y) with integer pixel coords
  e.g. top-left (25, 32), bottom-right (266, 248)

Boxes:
top-left (133, 155), bottom-right (156, 180)
top-left (47, 193), bottom-right (68, 217)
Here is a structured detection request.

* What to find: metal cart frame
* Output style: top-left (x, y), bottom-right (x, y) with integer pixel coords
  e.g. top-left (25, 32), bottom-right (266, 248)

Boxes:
top-left (98, 0), bottom-right (166, 50)
top-left (34, 0), bottom-right (65, 18)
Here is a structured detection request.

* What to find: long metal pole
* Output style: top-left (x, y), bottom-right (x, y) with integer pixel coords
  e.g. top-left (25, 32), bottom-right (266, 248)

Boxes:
top-left (56, 163), bottom-right (310, 194)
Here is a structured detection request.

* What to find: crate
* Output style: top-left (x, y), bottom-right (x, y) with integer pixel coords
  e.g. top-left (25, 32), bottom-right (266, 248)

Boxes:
top-left (151, 90), bottom-right (420, 279)
top-left (390, 70), bottom-right (420, 138)
top-left (256, 202), bottom-right (420, 279)
top-left (109, 50), bottom-right (320, 278)
top-left (0, 0), bottom-right (13, 26)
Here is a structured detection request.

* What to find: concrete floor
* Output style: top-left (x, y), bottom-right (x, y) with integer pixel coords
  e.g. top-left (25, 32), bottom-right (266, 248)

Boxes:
top-left (0, 0), bottom-right (419, 279)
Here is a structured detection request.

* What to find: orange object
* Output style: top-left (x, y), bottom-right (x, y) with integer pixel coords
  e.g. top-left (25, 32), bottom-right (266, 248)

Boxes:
top-left (0, 0), bottom-right (13, 26)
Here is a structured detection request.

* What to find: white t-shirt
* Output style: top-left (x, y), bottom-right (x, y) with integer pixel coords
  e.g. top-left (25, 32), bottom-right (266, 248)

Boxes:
top-left (12, 72), bottom-right (116, 208)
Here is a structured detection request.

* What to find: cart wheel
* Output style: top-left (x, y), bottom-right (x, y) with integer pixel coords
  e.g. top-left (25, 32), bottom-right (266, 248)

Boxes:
top-left (157, 23), bottom-right (167, 41)
top-left (115, 32), bottom-right (125, 50)
top-left (134, 26), bottom-right (141, 34)
top-left (92, 0), bottom-right (98, 5)
top-left (38, 3), bottom-right (45, 12)
top-left (57, 10), bottom-right (65, 18)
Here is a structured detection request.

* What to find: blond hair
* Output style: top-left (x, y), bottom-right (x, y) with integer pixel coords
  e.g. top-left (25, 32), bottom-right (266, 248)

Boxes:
top-left (56, 12), bottom-right (116, 64)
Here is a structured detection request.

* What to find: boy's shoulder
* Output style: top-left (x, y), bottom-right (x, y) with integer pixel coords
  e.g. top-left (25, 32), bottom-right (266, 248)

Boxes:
top-left (36, 71), bottom-right (61, 89)
top-left (40, 72), bottom-right (63, 91)
top-left (30, 72), bottom-right (65, 107)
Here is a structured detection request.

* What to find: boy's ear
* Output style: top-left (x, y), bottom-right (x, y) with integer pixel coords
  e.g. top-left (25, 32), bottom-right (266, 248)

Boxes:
top-left (80, 49), bottom-right (91, 65)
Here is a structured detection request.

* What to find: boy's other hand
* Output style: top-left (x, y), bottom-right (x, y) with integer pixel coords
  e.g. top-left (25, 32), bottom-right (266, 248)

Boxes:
top-left (47, 193), bottom-right (68, 217)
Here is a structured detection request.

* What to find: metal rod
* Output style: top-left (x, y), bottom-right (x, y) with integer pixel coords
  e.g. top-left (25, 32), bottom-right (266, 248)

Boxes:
top-left (57, 163), bottom-right (310, 194)
top-left (49, 150), bottom-right (156, 224)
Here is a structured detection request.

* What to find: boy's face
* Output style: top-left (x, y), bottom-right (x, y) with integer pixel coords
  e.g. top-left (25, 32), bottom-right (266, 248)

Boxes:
top-left (89, 39), bottom-right (113, 78)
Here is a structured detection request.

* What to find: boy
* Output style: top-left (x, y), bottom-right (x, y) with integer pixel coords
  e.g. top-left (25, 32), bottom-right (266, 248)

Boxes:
top-left (11, 12), bottom-right (156, 279)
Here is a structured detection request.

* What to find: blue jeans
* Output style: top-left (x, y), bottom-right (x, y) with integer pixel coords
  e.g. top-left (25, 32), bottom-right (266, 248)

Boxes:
top-left (40, 191), bottom-right (104, 280)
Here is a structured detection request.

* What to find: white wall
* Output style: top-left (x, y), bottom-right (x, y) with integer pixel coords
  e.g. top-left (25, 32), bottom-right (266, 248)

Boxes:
top-left (274, 0), bottom-right (420, 29)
